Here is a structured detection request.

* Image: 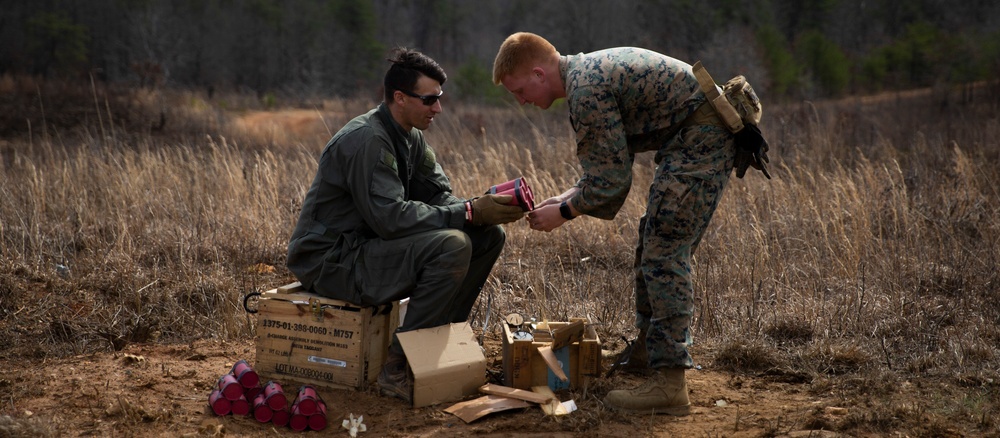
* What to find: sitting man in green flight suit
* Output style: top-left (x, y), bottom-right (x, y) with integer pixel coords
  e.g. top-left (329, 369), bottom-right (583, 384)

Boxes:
top-left (286, 47), bottom-right (524, 402)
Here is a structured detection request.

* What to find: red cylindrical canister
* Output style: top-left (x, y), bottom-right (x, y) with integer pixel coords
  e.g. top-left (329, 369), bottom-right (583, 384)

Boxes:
top-left (263, 381), bottom-right (287, 411)
top-left (488, 177), bottom-right (534, 211)
top-left (293, 385), bottom-right (319, 415)
top-left (230, 393), bottom-right (251, 417)
top-left (516, 178), bottom-right (535, 211)
top-left (252, 393), bottom-right (273, 423)
top-left (208, 389), bottom-right (231, 416)
top-left (489, 178), bottom-right (518, 194)
top-left (230, 359), bottom-right (260, 389)
top-left (245, 385), bottom-right (263, 403)
top-left (288, 405), bottom-right (309, 432)
top-left (271, 407), bottom-right (290, 427)
top-left (216, 374), bottom-right (243, 401)
top-left (307, 401), bottom-right (327, 431)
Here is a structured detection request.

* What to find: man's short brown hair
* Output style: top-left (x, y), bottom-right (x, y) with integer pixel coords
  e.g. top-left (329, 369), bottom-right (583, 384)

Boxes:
top-left (384, 47), bottom-right (447, 102)
top-left (492, 32), bottom-right (558, 85)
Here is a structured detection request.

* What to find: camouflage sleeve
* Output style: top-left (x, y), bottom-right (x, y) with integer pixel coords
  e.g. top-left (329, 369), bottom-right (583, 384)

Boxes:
top-left (568, 85), bottom-right (634, 220)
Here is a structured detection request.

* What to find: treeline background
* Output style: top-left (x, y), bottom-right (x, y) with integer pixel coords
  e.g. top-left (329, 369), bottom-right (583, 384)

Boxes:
top-left (4, 0), bottom-right (1000, 103)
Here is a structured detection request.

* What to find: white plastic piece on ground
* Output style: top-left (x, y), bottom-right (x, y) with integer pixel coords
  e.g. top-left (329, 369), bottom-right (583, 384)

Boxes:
top-left (561, 400), bottom-right (578, 413)
top-left (342, 414), bottom-right (366, 437)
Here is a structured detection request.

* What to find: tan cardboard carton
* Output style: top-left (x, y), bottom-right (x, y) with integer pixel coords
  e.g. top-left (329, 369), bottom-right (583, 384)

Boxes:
top-left (398, 322), bottom-right (486, 408)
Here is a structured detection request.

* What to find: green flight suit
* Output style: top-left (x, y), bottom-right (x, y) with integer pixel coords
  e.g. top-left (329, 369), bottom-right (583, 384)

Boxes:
top-left (287, 103), bottom-right (506, 352)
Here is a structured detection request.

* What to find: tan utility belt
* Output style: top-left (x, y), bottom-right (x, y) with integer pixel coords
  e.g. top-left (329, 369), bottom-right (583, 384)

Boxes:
top-left (681, 101), bottom-right (723, 129)
top-left (691, 61), bottom-right (744, 133)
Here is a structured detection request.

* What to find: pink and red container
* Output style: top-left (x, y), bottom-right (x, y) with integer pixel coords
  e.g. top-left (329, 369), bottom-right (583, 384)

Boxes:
top-left (488, 177), bottom-right (535, 211)
top-left (230, 359), bottom-right (260, 389)
top-left (307, 401), bottom-right (328, 431)
top-left (289, 405), bottom-right (309, 432)
top-left (252, 393), bottom-right (273, 422)
top-left (216, 374), bottom-right (243, 401)
top-left (263, 381), bottom-right (287, 411)
top-left (294, 385), bottom-right (320, 415)
top-left (271, 407), bottom-right (290, 427)
top-left (208, 389), bottom-right (231, 416)
top-left (230, 394), bottom-right (251, 417)
top-left (245, 385), bottom-right (263, 404)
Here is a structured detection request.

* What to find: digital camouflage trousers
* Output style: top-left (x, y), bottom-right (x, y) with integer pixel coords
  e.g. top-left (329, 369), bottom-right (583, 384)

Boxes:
top-left (635, 125), bottom-right (735, 369)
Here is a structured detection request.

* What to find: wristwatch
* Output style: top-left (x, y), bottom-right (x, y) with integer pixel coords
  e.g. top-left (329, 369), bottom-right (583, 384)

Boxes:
top-left (559, 201), bottom-right (575, 220)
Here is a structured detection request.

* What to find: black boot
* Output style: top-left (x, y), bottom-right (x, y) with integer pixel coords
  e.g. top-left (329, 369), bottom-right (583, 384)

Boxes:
top-left (377, 348), bottom-right (412, 403)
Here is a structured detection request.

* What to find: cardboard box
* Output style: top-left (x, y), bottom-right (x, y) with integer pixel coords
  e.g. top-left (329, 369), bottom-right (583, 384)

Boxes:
top-left (501, 318), bottom-right (601, 391)
top-left (255, 282), bottom-right (397, 390)
top-left (397, 322), bottom-right (486, 408)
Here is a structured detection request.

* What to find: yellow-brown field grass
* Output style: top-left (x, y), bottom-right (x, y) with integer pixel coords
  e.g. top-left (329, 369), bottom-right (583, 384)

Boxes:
top-left (1, 77), bottom-right (998, 435)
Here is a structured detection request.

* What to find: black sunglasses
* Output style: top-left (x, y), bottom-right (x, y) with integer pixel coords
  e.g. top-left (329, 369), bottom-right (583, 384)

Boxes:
top-left (399, 88), bottom-right (443, 106)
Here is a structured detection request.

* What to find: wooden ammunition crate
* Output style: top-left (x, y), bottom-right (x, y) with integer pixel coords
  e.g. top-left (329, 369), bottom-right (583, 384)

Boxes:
top-left (255, 282), bottom-right (398, 390)
top-left (501, 318), bottom-right (601, 391)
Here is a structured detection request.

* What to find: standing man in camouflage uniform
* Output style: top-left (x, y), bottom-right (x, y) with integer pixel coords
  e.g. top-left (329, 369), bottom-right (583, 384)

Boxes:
top-left (287, 48), bottom-right (524, 403)
top-left (493, 32), bottom-right (758, 415)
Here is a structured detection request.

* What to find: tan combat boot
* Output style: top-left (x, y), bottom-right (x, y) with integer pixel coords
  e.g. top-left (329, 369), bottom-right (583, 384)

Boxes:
top-left (603, 368), bottom-right (690, 416)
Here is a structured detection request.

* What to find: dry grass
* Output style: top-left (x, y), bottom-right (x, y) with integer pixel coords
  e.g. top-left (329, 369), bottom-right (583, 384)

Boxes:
top-left (1, 78), bottom-right (999, 436)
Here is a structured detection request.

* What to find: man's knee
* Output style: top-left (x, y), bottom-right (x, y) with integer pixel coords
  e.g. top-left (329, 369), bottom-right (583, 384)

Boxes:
top-left (479, 224), bottom-right (507, 251)
top-left (437, 229), bottom-right (472, 250)
top-left (431, 229), bottom-right (473, 265)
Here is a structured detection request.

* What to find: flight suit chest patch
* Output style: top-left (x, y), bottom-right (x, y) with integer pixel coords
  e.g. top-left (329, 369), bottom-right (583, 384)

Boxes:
top-left (419, 147), bottom-right (436, 174)
top-left (381, 150), bottom-right (398, 172)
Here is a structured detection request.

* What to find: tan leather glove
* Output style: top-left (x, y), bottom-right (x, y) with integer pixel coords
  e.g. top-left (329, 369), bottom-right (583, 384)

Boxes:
top-left (469, 194), bottom-right (524, 225)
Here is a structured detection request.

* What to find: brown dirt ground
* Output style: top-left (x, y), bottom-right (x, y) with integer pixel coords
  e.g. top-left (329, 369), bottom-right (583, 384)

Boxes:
top-left (1, 336), bottom-right (865, 438)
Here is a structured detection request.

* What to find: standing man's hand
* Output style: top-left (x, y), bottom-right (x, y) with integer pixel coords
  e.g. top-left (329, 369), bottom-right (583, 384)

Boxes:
top-left (528, 187), bottom-right (581, 232)
top-left (528, 198), bottom-right (577, 232)
top-left (527, 203), bottom-right (562, 232)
